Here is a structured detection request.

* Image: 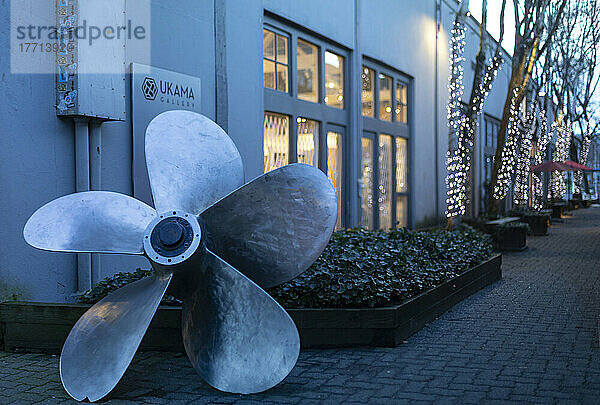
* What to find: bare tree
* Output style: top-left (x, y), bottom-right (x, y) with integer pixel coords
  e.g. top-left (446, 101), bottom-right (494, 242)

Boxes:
top-left (543, 0), bottom-right (600, 194)
top-left (446, 0), bottom-right (506, 225)
top-left (487, 0), bottom-right (568, 215)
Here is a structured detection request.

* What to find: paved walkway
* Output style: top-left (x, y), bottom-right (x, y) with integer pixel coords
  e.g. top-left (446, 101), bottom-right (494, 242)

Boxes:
top-left (2, 208), bottom-right (600, 404)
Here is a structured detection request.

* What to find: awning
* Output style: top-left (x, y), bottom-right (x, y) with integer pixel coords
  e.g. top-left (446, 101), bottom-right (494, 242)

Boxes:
top-left (561, 160), bottom-right (593, 171)
top-left (530, 161), bottom-right (570, 172)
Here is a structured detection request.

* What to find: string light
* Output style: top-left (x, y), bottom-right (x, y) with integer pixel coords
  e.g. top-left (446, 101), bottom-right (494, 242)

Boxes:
top-left (493, 87), bottom-right (520, 200)
top-left (549, 123), bottom-right (572, 199)
top-left (513, 102), bottom-right (537, 206)
top-left (445, 16), bottom-right (467, 218)
top-left (531, 110), bottom-right (550, 210)
top-left (445, 16), bottom-right (503, 217)
top-left (574, 127), bottom-right (591, 193)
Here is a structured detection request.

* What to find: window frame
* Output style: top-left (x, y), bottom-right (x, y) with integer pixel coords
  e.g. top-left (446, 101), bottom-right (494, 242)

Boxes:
top-left (263, 18), bottom-right (351, 228)
top-left (262, 26), bottom-right (291, 93)
top-left (361, 60), bottom-right (411, 230)
top-left (481, 114), bottom-right (500, 213)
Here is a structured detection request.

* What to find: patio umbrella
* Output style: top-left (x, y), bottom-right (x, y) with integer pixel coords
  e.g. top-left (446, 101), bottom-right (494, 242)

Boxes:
top-left (561, 160), bottom-right (593, 171)
top-left (530, 161), bottom-right (570, 172)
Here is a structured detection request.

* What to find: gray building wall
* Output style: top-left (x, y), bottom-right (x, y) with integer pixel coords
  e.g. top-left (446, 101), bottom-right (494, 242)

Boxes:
top-left (0, 0), bottom-right (512, 302)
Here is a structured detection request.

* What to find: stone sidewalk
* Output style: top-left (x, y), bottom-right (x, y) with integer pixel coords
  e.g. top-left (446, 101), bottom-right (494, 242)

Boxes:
top-left (2, 208), bottom-right (600, 404)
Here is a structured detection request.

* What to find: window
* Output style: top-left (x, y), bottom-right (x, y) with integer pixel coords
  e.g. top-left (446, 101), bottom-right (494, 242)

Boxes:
top-left (263, 20), bottom-right (348, 228)
top-left (264, 112), bottom-right (289, 172)
top-left (361, 137), bottom-right (374, 229)
top-left (297, 39), bottom-right (318, 102)
top-left (362, 67), bottom-right (374, 117)
top-left (481, 115), bottom-right (500, 213)
top-left (379, 74), bottom-right (392, 121)
top-left (378, 134), bottom-right (393, 228)
top-left (360, 62), bottom-right (410, 229)
top-left (263, 29), bottom-right (289, 92)
top-left (395, 83), bottom-right (407, 123)
top-left (327, 130), bottom-right (343, 228)
top-left (325, 51), bottom-right (344, 108)
top-left (297, 117), bottom-right (319, 166)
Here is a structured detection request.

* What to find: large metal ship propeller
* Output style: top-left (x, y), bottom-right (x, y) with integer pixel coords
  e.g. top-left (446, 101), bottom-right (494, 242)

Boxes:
top-left (23, 111), bottom-right (337, 402)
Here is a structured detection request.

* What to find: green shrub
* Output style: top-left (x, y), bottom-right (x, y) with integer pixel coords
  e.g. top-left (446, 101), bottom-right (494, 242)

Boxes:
top-left (77, 226), bottom-right (494, 309)
top-left (77, 268), bottom-right (181, 306)
top-left (267, 226), bottom-right (494, 308)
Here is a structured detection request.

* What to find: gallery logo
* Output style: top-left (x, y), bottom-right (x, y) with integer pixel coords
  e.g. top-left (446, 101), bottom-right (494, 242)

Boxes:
top-left (142, 77), bottom-right (158, 100)
top-left (141, 75), bottom-right (196, 107)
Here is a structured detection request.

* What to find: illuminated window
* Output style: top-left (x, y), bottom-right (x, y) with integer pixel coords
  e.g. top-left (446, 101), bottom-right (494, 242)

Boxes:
top-left (327, 131), bottom-right (343, 228)
top-left (297, 39), bottom-right (318, 102)
top-left (361, 137), bottom-right (374, 229)
top-left (297, 118), bottom-right (319, 167)
top-left (325, 52), bottom-right (344, 108)
top-left (378, 134), bottom-right (393, 229)
top-left (361, 63), bottom-right (411, 229)
top-left (264, 21), bottom-right (348, 227)
top-left (263, 112), bottom-right (289, 173)
top-left (263, 29), bottom-right (288, 92)
top-left (362, 67), bottom-right (374, 117)
top-left (395, 83), bottom-right (408, 123)
top-left (396, 137), bottom-right (408, 192)
top-left (379, 74), bottom-right (392, 121)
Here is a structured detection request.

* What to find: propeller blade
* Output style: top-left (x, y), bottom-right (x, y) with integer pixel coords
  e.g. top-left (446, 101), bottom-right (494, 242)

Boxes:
top-left (23, 191), bottom-right (156, 254)
top-left (182, 249), bottom-right (300, 394)
top-left (60, 272), bottom-right (172, 402)
top-left (199, 163), bottom-right (337, 288)
top-left (145, 111), bottom-right (244, 215)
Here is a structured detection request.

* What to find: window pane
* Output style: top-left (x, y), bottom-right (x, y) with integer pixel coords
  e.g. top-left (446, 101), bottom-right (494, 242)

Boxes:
top-left (396, 195), bottom-right (408, 228)
top-left (276, 64), bottom-right (288, 92)
top-left (297, 39), bottom-right (318, 102)
top-left (325, 51), bottom-right (344, 109)
top-left (378, 134), bottom-right (393, 229)
top-left (361, 137), bottom-right (374, 229)
top-left (276, 34), bottom-right (288, 65)
top-left (396, 137), bottom-right (408, 192)
top-left (327, 131), bottom-right (343, 229)
top-left (395, 82), bottom-right (407, 123)
top-left (362, 67), bottom-right (374, 117)
top-left (263, 60), bottom-right (276, 89)
top-left (297, 118), bottom-right (319, 167)
top-left (264, 112), bottom-right (289, 173)
top-left (379, 74), bottom-right (392, 121)
top-left (263, 29), bottom-right (275, 60)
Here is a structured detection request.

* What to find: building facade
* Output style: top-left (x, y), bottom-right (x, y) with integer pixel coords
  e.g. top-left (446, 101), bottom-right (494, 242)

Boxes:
top-left (0, 0), bottom-right (512, 302)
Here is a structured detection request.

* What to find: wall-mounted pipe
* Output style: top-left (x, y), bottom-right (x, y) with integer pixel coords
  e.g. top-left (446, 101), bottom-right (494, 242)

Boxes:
top-left (74, 118), bottom-right (91, 292)
top-left (73, 118), bottom-right (103, 291)
top-left (89, 120), bottom-right (102, 286)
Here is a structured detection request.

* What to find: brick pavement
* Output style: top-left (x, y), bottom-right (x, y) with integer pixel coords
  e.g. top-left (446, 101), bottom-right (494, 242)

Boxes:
top-left (2, 208), bottom-right (600, 404)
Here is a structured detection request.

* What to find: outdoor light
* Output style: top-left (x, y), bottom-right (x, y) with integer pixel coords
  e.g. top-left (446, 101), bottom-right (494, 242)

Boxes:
top-left (538, 91), bottom-right (546, 97)
top-left (23, 111), bottom-right (338, 402)
top-left (446, 15), bottom-right (503, 217)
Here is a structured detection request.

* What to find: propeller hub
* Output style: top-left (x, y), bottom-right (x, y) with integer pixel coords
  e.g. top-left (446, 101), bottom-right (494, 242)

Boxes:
top-left (143, 211), bottom-right (202, 266)
top-left (157, 221), bottom-right (185, 247)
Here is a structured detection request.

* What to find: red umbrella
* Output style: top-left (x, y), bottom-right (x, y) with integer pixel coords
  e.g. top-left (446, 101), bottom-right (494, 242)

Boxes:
top-left (561, 160), bottom-right (593, 171)
top-left (530, 161), bottom-right (570, 172)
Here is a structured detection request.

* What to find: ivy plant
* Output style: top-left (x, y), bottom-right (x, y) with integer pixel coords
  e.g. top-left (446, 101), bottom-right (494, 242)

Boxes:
top-left (77, 226), bottom-right (494, 309)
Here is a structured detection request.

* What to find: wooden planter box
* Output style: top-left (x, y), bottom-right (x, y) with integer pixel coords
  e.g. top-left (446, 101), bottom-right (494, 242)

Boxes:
top-left (495, 227), bottom-right (527, 251)
top-left (552, 203), bottom-right (567, 218)
top-left (521, 214), bottom-right (549, 236)
top-left (0, 255), bottom-right (501, 351)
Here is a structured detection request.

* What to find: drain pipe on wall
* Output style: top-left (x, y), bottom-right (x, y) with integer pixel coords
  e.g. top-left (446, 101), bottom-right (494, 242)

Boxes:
top-left (89, 120), bottom-right (102, 286)
top-left (74, 118), bottom-right (92, 292)
top-left (73, 118), bottom-right (103, 292)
